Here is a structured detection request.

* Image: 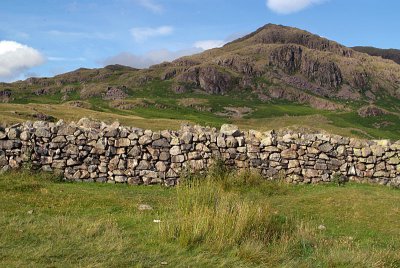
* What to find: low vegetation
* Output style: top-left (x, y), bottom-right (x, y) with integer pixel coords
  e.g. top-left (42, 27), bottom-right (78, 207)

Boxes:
top-left (0, 167), bottom-right (399, 267)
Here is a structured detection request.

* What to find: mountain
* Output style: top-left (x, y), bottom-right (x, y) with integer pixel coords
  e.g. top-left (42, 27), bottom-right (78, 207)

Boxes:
top-left (1, 24), bottom-right (399, 139)
top-left (352, 46), bottom-right (400, 65)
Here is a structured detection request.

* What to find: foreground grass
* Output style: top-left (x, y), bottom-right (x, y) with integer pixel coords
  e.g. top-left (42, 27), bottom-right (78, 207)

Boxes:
top-left (0, 171), bottom-right (399, 267)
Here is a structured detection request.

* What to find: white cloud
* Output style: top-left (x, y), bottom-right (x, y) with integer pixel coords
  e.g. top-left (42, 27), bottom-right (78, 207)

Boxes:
top-left (130, 26), bottom-right (173, 42)
top-left (103, 31), bottom-right (247, 69)
top-left (0, 41), bottom-right (45, 80)
top-left (103, 48), bottom-right (202, 69)
top-left (135, 0), bottom-right (163, 13)
top-left (194, 40), bottom-right (225, 50)
top-left (266, 0), bottom-right (326, 14)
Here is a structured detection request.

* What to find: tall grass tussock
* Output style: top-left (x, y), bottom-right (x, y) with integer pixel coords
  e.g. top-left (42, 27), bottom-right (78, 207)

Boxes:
top-left (159, 162), bottom-right (400, 266)
top-left (160, 162), bottom-right (309, 263)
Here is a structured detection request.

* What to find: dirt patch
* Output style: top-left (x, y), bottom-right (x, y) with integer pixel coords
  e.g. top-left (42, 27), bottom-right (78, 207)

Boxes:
top-left (373, 121), bottom-right (394, 128)
top-left (64, 101), bottom-right (92, 109)
top-left (336, 85), bottom-right (361, 100)
top-left (110, 99), bottom-right (167, 110)
top-left (33, 113), bottom-right (57, 122)
top-left (215, 106), bottom-right (253, 118)
top-left (178, 98), bottom-right (212, 112)
top-left (110, 99), bottom-right (152, 110)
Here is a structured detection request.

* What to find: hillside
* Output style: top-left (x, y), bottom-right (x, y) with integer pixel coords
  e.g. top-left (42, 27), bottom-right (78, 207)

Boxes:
top-left (353, 46), bottom-right (400, 65)
top-left (0, 24), bottom-right (399, 139)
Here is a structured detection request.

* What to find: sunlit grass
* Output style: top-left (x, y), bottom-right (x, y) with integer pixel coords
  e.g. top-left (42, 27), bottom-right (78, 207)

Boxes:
top-left (0, 169), bottom-right (399, 267)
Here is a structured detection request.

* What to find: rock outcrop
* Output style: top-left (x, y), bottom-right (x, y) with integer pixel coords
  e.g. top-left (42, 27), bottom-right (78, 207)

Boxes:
top-left (358, 105), bottom-right (387, 117)
top-left (0, 90), bottom-right (12, 103)
top-left (102, 86), bottom-right (128, 100)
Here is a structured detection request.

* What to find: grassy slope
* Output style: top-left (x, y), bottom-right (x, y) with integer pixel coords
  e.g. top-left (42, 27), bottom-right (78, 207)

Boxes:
top-left (1, 80), bottom-right (400, 139)
top-left (0, 171), bottom-right (399, 267)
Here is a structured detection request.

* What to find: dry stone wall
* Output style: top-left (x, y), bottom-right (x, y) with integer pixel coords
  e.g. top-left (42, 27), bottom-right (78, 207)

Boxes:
top-left (0, 118), bottom-right (399, 187)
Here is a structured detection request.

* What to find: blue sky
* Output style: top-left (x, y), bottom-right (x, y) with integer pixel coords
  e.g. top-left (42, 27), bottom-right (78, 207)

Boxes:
top-left (1, 0), bottom-right (400, 82)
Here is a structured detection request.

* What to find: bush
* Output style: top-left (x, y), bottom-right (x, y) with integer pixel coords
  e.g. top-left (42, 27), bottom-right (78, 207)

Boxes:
top-left (331, 172), bottom-right (347, 186)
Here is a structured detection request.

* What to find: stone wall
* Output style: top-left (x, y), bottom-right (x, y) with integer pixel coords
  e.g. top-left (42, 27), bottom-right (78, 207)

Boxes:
top-left (0, 118), bottom-right (399, 187)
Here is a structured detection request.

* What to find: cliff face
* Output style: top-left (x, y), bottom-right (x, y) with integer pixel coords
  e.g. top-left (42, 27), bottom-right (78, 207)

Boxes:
top-left (268, 45), bottom-right (343, 88)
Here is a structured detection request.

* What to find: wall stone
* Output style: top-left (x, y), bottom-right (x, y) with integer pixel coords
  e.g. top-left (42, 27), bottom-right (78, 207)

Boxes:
top-left (0, 118), bottom-right (399, 187)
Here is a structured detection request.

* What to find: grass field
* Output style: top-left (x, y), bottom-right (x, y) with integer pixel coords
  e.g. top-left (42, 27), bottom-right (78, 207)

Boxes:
top-left (1, 79), bottom-right (400, 139)
top-left (0, 169), bottom-right (399, 267)
top-left (1, 100), bottom-right (399, 139)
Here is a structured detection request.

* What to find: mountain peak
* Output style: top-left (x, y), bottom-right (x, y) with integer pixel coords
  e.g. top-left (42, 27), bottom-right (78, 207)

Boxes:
top-left (227, 23), bottom-right (352, 57)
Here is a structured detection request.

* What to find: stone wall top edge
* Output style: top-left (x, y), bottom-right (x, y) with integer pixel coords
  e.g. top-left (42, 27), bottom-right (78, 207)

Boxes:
top-left (0, 118), bottom-right (399, 145)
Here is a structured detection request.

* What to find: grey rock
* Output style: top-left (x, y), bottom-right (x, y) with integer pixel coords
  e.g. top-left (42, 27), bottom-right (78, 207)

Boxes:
top-left (52, 136), bottom-right (67, 143)
top-left (180, 132), bottom-right (193, 144)
top-left (127, 146), bottom-right (141, 157)
top-left (152, 138), bottom-right (170, 148)
top-left (220, 124), bottom-right (240, 137)
top-left (171, 155), bottom-right (185, 163)
top-left (217, 136), bottom-right (226, 148)
top-left (7, 128), bottom-right (20, 139)
top-left (52, 160), bottom-right (66, 169)
top-left (226, 136), bottom-right (238, 148)
top-left (0, 140), bottom-right (21, 150)
top-left (159, 151), bottom-right (170, 161)
top-left (388, 157), bottom-right (400, 165)
top-left (269, 153), bottom-right (280, 161)
top-left (115, 138), bottom-right (131, 147)
top-left (138, 135), bottom-right (152, 145)
top-left (127, 159), bottom-right (139, 169)
top-left (20, 131), bottom-right (30, 141)
top-left (137, 160), bottom-right (150, 170)
top-left (115, 175), bottom-right (128, 183)
top-left (35, 127), bottom-right (51, 138)
top-left (138, 204), bottom-right (153, 210)
top-left (155, 161), bottom-right (167, 172)
top-left (281, 149), bottom-right (298, 159)
top-left (318, 143), bottom-right (334, 153)
top-left (65, 144), bottom-right (79, 155)
top-left (170, 146), bottom-right (181, 156)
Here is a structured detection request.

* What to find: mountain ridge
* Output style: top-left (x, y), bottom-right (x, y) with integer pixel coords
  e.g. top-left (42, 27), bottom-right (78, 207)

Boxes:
top-left (0, 23), bottom-right (399, 139)
top-left (2, 23), bottom-right (399, 106)
top-left (352, 46), bottom-right (400, 65)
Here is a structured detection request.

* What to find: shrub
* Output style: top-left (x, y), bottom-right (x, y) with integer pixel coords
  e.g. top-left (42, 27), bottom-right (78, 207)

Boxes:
top-left (331, 172), bottom-right (347, 186)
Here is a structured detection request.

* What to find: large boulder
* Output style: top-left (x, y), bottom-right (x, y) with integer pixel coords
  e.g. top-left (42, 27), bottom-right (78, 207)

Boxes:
top-left (220, 124), bottom-right (241, 137)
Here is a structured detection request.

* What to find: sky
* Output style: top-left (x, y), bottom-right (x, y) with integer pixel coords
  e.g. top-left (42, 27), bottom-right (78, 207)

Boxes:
top-left (1, 0), bottom-right (400, 82)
